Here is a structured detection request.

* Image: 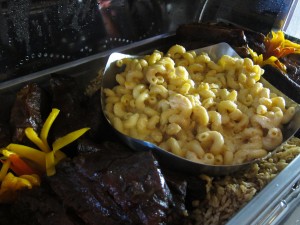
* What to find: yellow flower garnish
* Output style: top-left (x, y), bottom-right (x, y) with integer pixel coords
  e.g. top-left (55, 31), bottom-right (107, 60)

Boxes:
top-left (0, 107), bottom-right (90, 202)
top-left (248, 30), bottom-right (300, 73)
top-left (6, 108), bottom-right (90, 176)
top-left (0, 172), bottom-right (40, 203)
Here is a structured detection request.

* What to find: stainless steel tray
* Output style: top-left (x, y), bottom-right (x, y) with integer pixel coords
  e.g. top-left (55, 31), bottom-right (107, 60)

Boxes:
top-left (227, 154), bottom-right (300, 225)
top-left (1, 33), bottom-right (300, 225)
top-left (101, 43), bottom-right (300, 176)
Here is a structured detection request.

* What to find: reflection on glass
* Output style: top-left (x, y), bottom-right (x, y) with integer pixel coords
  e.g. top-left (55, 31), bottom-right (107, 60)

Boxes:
top-left (200, 0), bottom-right (295, 35)
top-left (0, 0), bottom-right (205, 82)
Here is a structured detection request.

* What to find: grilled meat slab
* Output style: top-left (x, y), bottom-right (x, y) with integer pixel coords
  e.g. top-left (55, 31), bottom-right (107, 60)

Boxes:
top-left (10, 141), bottom-right (188, 225)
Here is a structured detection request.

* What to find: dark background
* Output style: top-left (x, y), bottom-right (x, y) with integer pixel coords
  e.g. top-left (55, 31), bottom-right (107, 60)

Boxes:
top-left (0, 0), bottom-right (291, 82)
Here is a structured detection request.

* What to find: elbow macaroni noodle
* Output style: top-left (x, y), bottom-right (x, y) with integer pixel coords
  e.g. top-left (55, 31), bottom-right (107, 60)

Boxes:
top-left (103, 44), bottom-right (296, 165)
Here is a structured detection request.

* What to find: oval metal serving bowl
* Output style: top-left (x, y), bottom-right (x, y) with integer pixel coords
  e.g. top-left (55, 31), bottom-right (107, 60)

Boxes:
top-left (100, 43), bottom-right (300, 176)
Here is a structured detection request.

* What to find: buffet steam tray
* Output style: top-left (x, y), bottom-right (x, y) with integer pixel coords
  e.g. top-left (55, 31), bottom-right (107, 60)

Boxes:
top-left (1, 33), bottom-right (300, 225)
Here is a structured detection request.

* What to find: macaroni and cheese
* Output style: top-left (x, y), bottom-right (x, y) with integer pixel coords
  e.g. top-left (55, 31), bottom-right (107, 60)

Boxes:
top-left (103, 44), bottom-right (296, 165)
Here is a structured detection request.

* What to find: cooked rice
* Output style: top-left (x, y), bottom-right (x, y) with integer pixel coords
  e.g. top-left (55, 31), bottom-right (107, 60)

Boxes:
top-left (85, 68), bottom-right (103, 97)
top-left (189, 137), bottom-right (300, 225)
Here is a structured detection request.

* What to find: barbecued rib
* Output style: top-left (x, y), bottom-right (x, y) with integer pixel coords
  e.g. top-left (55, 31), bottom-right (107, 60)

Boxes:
top-left (10, 141), bottom-right (188, 225)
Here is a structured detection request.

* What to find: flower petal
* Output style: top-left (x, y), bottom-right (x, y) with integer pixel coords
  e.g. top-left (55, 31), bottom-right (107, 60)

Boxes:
top-left (52, 128), bottom-right (90, 152)
top-left (40, 108), bottom-right (60, 151)
top-left (25, 127), bottom-right (50, 152)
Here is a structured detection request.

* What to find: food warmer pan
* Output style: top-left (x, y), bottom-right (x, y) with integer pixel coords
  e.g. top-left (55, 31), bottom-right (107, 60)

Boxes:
top-left (1, 33), bottom-right (300, 225)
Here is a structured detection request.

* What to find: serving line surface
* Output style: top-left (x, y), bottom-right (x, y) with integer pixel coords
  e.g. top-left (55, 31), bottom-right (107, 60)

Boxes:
top-left (0, 34), bottom-right (299, 224)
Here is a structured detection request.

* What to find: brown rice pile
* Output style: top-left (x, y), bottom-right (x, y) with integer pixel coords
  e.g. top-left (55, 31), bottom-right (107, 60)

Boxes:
top-left (189, 137), bottom-right (300, 225)
top-left (85, 68), bottom-right (104, 97)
